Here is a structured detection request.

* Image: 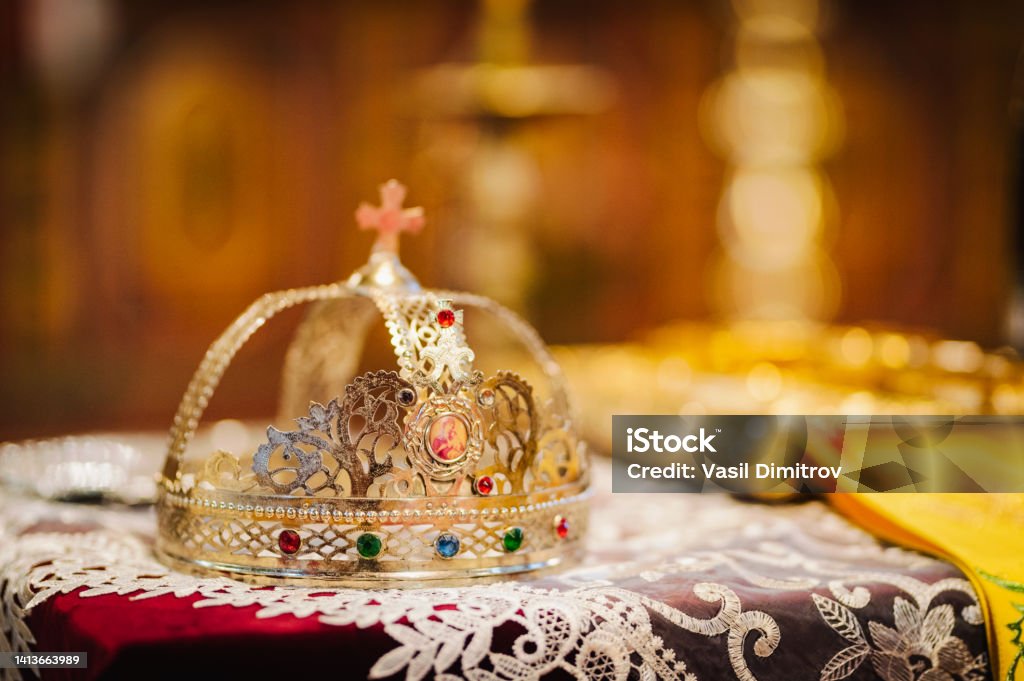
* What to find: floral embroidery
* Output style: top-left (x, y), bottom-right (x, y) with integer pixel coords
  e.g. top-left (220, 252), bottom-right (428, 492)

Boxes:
top-left (814, 590), bottom-right (987, 681)
top-left (0, 470), bottom-right (990, 681)
top-left (980, 571), bottom-right (1024, 681)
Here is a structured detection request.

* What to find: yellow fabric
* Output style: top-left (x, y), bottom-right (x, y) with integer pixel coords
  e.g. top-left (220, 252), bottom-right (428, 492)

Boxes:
top-left (829, 494), bottom-right (1024, 681)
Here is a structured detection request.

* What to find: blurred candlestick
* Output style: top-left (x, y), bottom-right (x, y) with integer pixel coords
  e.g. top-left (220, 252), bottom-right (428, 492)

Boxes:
top-left (702, 0), bottom-right (844, 321)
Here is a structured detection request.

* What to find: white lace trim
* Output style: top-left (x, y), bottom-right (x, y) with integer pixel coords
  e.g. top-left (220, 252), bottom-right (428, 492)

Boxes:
top-left (0, 479), bottom-right (983, 681)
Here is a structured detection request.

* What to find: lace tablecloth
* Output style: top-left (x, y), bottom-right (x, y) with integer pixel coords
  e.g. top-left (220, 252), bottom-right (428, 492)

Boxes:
top-left (0, 461), bottom-right (989, 681)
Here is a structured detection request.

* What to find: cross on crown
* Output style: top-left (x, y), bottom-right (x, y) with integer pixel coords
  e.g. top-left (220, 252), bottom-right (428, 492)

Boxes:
top-left (355, 179), bottom-right (425, 253)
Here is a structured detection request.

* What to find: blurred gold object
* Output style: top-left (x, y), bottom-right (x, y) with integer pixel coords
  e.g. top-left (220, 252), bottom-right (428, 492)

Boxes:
top-left (556, 321), bottom-right (1021, 453)
top-left (703, 0), bottom-right (843, 320)
top-left (411, 0), bottom-right (614, 310)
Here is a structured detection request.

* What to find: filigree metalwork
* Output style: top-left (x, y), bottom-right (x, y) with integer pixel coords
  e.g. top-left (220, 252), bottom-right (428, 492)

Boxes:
top-left (419, 299), bottom-right (479, 389)
top-left (201, 450), bottom-right (254, 493)
top-left (474, 372), bottom-right (537, 495)
top-left (336, 371), bottom-right (413, 496)
top-left (535, 407), bottom-right (585, 489)
top-left (157, 182), bottom-right (589, 584)
top-left (253, 412), bottom-right (331, 495)
top-left (253, 371), bottom-right (413, 497)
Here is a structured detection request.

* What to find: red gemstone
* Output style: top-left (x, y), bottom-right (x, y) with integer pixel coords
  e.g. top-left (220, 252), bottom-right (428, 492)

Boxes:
top-left (437, 309), bottom-right (456, 328)
top-left (555, 516), bottom-right (570, 539)
top-left (278, 529), bottom-right (301, 555)
top-left (475, 476), bottom-right (494, 496)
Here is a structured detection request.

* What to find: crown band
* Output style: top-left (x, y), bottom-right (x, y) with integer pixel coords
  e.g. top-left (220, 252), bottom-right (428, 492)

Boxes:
top-left (157, 484), bottom-right (588, 585)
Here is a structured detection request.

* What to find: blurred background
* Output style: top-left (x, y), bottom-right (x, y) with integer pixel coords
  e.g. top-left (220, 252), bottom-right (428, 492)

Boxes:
top-left (2, 0), bottom-right (1024, 440)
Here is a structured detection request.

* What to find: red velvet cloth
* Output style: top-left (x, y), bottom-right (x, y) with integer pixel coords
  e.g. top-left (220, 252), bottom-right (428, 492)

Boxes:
top-left (26, 589), bottom-right (397, 680)
top-left (26, 589), bottom-right (536, 681)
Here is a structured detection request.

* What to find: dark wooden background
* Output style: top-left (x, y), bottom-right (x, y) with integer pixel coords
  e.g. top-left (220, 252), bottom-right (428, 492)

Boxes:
top-left (1, 0), bottom-right (1022, 437)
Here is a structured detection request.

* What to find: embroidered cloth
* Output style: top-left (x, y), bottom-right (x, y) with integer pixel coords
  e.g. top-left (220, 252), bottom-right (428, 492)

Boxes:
top-left (0, 461), bottom-right (990, 681)
top-left (831, 494), bottom-right (1023, 681)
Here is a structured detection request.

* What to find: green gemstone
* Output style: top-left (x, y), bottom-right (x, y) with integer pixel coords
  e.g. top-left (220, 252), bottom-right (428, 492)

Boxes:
top-left (356, 532), bottom-right (382, 559)
top-left (502, 527), bottom-right (524, 553)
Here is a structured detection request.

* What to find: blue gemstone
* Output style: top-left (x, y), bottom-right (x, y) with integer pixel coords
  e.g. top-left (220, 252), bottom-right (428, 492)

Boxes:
top-left (435, 533), bottom-right (460, 559)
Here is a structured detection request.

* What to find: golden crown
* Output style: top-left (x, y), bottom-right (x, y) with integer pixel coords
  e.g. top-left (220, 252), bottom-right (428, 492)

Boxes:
top-left (155, 180), bottom-right (590, 585)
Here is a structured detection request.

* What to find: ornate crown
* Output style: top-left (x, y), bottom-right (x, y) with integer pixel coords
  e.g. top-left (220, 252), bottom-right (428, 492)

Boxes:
top-left (155, 180), bottom-right (590, 585)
